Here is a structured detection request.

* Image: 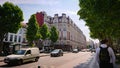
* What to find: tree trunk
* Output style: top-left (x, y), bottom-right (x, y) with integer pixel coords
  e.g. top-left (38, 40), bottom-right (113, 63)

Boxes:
top-left (0, 33), bottom-right (8, 55)
top-left (0, 35), bottom-right (4, 55)
top-left (108, 38), bottom-right (112, 46)
top-left (0, 41), bottom-right (3, 55)
top-left (29, 41), bottom-right (33, 47)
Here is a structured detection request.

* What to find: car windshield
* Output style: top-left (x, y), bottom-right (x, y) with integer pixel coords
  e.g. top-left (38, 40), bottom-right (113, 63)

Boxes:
top-left (73, 49), bottom-right (78, 51)
top-left (15, 50), bottom-right (26, 55)
top-left (52, 49), bottom-right (59, 52)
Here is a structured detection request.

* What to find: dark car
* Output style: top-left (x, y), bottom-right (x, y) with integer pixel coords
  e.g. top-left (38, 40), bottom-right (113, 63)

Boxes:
top-left (50, 49), bottom-right (63, 57)
top-left (40, 49), bottom-right (45, 53)
top-left (90, 49), bottom-right (96, 53)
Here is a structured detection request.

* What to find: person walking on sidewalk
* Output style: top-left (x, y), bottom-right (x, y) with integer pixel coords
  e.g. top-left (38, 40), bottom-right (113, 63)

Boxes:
top-left (95, 39), bottom-right (116, 68)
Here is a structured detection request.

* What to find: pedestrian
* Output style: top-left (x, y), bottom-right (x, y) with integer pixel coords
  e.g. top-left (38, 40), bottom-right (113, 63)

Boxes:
top-left (95, 39), bottom-right (116, 68)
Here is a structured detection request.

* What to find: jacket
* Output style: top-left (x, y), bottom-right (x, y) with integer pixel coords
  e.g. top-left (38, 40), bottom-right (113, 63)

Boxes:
top-left (95, 44), bottom-right (116, 65)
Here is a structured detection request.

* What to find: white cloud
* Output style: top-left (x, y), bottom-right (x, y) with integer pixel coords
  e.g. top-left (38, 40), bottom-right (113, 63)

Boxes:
top-left (51, 9), bottom-right (77, 16)
top-left (0, 0), bottom-right (60, 5)
top-left (66, 11), bottom-right (77, 15)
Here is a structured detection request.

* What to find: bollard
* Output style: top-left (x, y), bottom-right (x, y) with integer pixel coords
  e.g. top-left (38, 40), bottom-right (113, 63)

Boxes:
top-left (38, 66), bottom-right (40, 68)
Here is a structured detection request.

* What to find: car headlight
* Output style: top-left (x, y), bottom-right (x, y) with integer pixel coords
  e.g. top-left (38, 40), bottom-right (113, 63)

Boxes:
top-left (4, 57), bottom-right (9, 60)
top-left (4, 58), bottom-right (9, 62)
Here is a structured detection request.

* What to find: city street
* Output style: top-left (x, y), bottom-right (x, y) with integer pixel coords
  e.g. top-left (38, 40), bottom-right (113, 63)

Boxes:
top-left (0, 52), bottom-right (93, 68)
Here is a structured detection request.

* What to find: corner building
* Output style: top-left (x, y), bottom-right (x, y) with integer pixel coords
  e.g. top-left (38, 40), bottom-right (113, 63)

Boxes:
top-left (35, 11), bottom-right (87, 51)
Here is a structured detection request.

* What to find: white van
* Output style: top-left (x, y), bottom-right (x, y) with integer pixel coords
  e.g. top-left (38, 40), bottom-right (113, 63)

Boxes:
top-left (4, 47), bottom-right (40, 65)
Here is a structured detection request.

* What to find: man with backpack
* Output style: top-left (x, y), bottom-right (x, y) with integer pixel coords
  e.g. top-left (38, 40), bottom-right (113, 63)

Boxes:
top-left (95, 39), bottom-right (116, 68)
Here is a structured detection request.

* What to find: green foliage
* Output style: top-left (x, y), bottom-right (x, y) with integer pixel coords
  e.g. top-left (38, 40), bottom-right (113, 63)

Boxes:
top-left (49, 26), bottom-right (59, 43)
top-left (34, 34), bottom-right (41, 40)
top-left (39, 24), bottom-right (49, 40)
top-left (0, 2), bottom-right (23, 52)
top-left (77, 0), bottom-right (120, 41)
top-left (26, 14), bottom-right (39, 46)
top-left (0, 2), bottom-right (23, 33)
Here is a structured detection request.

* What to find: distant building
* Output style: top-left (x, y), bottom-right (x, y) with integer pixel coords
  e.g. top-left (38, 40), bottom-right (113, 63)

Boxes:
top-left (87, 39), bottom-right (98, 49)
top-left (3, 23), bottom-right (27, 45)
top-left (3, 23), bottom-right (27, 54)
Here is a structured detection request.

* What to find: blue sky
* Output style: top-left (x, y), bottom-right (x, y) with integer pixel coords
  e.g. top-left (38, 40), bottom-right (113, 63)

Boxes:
top-left (0, 0), bottom-right (99, 42)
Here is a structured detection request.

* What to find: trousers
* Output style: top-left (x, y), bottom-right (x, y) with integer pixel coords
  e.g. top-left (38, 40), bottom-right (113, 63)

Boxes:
top-left (99, 63), bottom-right (113, 68)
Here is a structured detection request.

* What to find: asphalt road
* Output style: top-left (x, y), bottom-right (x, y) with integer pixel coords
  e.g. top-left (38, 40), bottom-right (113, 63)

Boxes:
top-left (0, 52), bottom-right (93, 68)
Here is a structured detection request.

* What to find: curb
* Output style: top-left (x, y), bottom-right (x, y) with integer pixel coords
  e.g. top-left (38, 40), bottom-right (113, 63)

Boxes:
top-left (0, 60), bottom-right (3, 62)
top-left (0, 57), bottom-right (4, 62)
top-left (0, 54), bottom-right (49, 62)
top-left (40, 54), bottom-right (50, 57)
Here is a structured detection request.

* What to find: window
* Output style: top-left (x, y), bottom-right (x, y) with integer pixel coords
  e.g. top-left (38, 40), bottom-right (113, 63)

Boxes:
top-left (4, 34), bottom-right (8, 41)
top-left (18, 36), bottom-right (21, 42)
top-left (14, 35), bottom-right (17, 42)
top-left (63, 37), bottom-right (66, 40)
top-left (16, 50), bottom-right (26, 55)
top-left (59, 29), bottom-right (61, 31)
top-left (26, 50), bottom-right (31, 54)
top-left (22, 38), bottom-right (26, 43)
top-left (19, 29), bottom-right (22, 34)
top-left (59, 19), bottom-right (61, 22)
top-left (10, 35), bottom-right (13, 41)
top-left (63, 28), bottom-right (66, 31)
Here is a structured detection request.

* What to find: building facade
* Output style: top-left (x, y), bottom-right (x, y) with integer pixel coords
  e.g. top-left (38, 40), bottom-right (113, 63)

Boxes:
top-left (35, 11), bottom-right (87, 51)
top-left (2, 23), bottom-right (27, 54)
top-left (3, 23), bottom-right (27, 44)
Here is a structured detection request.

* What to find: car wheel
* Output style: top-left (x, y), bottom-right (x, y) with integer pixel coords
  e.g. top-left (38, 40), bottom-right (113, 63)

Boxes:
top-left (18, 60), bottom-right (22, 65)
top-left (7, 62), bottom-right (12, 65)
top-left (50, 55), bottom-right (53, 57)
top-left (35, 57), bottom-right (39, 62)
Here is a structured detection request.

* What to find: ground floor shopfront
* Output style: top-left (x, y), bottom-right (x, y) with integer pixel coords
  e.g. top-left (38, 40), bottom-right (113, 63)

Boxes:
top-left (43, 45), bottom-right (73, 52)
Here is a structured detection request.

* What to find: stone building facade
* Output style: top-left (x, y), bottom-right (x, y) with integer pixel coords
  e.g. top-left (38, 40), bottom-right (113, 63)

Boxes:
top-left (35, 11), bottom-right (87, 51)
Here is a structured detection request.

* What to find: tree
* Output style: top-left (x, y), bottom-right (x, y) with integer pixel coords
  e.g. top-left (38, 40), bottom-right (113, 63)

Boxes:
top-left (49, 26), bottom-right (59, 45)
top-left (26, 14), bottom-right (39, 47)
top-left (0, 2), bottom-right (23, 53)
top-left (39, 24), bottom-right (49, 40)
top-left (39, 24), bottom-right (49, 48)
top-left (77, 0), bottom-right (120, 43)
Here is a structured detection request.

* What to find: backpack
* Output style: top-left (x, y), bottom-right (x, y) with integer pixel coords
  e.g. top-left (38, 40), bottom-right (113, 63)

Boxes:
top-left (99, 46), bottom-right (110, 63)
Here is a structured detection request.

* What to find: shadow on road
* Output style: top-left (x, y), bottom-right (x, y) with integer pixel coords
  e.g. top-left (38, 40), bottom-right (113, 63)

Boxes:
top-left (74, 61), bottom-right (90, 68)
top-left (0, 61), bottom-right (37, 67)
top-left (74, 55), bottom-right (94, 68)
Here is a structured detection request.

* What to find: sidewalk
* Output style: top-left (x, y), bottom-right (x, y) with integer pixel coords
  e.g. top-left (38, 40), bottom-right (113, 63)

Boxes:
top-left (116, 64), bottom-right (120, 68)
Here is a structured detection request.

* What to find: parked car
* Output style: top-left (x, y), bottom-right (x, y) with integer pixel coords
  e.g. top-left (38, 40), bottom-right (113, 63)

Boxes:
top-left (50, 49), bottom-right (63, 57)
top-left (40, 49), bottom-right (45, 53)
top-left (81, 49), bottom-right (87, 52)
top-left (90, 49), bottom-right (96, 53)
top-left (72, 49), bottom-right (79, 53)
top-left (4, 47), bottom-right (40, 65)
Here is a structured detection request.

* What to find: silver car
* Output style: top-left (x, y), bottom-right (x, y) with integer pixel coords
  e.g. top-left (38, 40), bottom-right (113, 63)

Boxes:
top-left (50, 49), bottom-right (63, 57)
